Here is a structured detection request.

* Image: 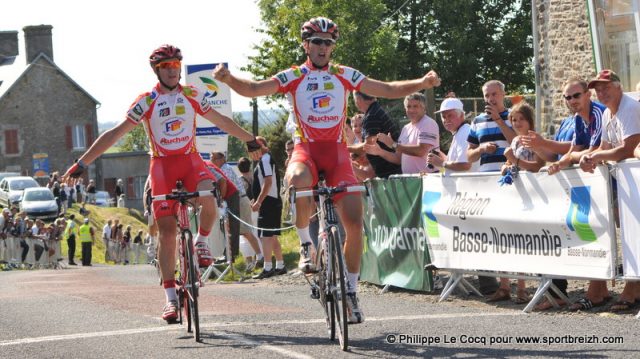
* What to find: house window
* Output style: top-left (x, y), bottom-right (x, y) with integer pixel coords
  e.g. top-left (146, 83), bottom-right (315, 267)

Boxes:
top-left (72, 125), bottom-right (86, 150)
top-left (590, 0), bottom-right (640, 91)
top-left (4, 129), bottom-right (19, 155)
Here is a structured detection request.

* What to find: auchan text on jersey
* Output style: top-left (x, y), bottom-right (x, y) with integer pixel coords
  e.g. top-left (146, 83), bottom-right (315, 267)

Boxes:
top-left (307, 115), bottom-right (340, 123)
top-left (160, 135), bottom-right (190, 145)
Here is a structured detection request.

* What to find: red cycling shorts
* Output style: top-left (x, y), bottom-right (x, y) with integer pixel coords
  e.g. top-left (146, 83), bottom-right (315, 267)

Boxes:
top-left (288, 142), bottom-right (358, 201)
top-left (150, 152), bottom-right (216, 219)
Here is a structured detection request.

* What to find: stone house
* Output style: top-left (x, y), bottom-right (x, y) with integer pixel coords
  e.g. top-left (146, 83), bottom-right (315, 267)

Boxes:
top-left (0, 25), bottom-right (101, 183)
top-left (535, 0), bottom-right (639, 134)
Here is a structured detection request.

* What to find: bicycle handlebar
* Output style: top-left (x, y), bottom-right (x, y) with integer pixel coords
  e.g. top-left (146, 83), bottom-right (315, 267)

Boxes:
top-left (151, 190), bottom-right (216, 202)
top-left (296, 185), bottom-right (366, 198)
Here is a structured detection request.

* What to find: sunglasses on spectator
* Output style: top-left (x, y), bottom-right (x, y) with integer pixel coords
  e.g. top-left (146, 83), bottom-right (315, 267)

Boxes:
top-left (156, 60), bottom-right (181, 69)
top-left (308, 37), bottom-right (336, 46)
top-left (563, 91), bottom-right (585, 101)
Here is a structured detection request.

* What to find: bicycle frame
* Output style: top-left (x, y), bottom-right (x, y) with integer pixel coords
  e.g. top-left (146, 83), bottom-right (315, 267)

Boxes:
top-left (295, 181), bottom-right (366, 351)
top-left (151, 180), bottom-right (218, 343)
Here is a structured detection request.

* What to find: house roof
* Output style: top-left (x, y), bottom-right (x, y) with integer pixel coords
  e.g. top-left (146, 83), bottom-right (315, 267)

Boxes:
top-left (0, 52), bottom-right (100, 105)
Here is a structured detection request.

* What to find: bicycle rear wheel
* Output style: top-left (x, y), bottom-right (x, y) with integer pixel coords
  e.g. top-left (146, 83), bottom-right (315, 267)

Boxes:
top-left (329, 226), bottom-right (348, 350)
top-left (183, 229), bottom-right (200, 342)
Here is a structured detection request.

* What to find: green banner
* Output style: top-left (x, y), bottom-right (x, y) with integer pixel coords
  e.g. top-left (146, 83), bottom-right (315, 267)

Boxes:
top-left (362, 177), bottom-right (432, 291)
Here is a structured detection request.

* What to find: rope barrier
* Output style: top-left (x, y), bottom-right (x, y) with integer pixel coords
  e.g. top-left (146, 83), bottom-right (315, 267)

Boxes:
top-left (223, 207), bottom-right (320, 233)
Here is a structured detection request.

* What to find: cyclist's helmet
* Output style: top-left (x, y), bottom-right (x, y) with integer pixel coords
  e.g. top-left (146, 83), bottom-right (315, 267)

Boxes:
top-left (301, 17), bottom-right (339, 41)
top-left (149, 44), bottom-right (183, 69)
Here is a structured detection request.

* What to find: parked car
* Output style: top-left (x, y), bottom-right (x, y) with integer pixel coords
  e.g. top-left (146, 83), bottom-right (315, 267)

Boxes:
top-left (19, 187), bottom-right (59, 221)
top-left (0, 172), bottom-right (20, 183)
top-left (0, 176), bottom-right (40, 208)
top-left (94, 191), bottom-right (114, 207)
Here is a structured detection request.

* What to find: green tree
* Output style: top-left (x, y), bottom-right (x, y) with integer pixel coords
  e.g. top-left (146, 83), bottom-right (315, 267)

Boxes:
top-left (247, 0), bottom-right (400, 83)
top-left (227, 113), bottom-right (253, 161)
top-left (385, 0), bottom-right (534, 96)
top-left (119, 125), bottom-right (149, 152)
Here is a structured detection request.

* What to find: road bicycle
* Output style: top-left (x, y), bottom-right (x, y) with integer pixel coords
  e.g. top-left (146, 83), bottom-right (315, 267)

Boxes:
top-left (295, 177), bottom-right (366, 351)
top-left (151, 180), bottom-right (217, 342)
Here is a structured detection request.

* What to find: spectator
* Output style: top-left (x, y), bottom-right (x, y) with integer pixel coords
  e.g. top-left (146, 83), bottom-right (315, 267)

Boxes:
top-left (133, 229), bottom-right (144, 265)
top-left (85, 179), bottom-right (97, 204)
top-left (546, 78), bottom-right (606, 175)
top-left (31, 219), bottom-right (47, 266)
top-left (75, 178), bottom-right (85, 204)
top-left (350, 91), bottom-right (402, 178)
top-left (211, 152), bottom-right (263, 264)
top-left (63, 214), bottom-right (78, 265)
top-left (428, 97), bottom-right (477, 174)
top-left (102, 219), bottom-right (112, 262)
top-left (111, 219), bottom-right (121, 264)
top-left (367, 92), bottom-right (440, 174)
top-left (115, 179), bottom-right (124, 206)
top-left (79, 218), bottom-right (94, 266)
top-left (67, 181), bottom-right (75, 208)
top-left (0, 208), bottom-right (10, 263)
top-left (122, 225), bottom-right (131, 265)
top-left (574, 70), bottom-right (640, 312)
top-left (251, 136), bottom-right (286, 279)
top-left (466, 80), bottom-right (516, 172)
top-left (52, 182), bottom-right (63, 214)
top-left (237, 157), bottom-right (254, 201)
top-left (466, 80), bottom-right (515, 296)
top-left (21, 217), bottom-right (33, 266)
top-left (281, 140), bottom-right (295, 225)
top-left (345, 113), bottom-right (364, 145)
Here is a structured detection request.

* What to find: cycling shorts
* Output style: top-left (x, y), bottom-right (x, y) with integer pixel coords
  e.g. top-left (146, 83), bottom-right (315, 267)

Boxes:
top-left (150, 152), bottom-right (216, 219)
top-left (288, 142), bottom-right (358, 201)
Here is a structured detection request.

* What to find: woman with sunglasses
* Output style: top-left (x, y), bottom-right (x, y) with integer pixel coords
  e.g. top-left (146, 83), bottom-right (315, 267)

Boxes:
top-left (213, 16), bottom-right (441, 325)
top-left (63, 44), bottom-right (262, 323)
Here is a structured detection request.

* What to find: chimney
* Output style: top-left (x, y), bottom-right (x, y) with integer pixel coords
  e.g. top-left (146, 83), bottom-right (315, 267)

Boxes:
top-left (23, 25), bottom-right (53, 64)
top-left (0, 31), bottom-right (19, 66)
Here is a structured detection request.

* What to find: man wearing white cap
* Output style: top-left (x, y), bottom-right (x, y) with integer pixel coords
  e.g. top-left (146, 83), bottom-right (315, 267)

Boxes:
top-left (428, 98), bottom-right (478, 175)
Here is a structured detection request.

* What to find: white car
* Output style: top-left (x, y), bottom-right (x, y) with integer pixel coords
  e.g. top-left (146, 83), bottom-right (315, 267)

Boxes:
top-left (0, 176), bottom-right (40, 208)
top-left (94, 190), bottom-right (114, 207)
top-left (19, 187), bottom-right (59, 221)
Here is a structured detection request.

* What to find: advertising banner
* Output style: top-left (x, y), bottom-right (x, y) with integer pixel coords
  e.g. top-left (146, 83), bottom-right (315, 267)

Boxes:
top-left (422, 166), bottom-right (616, 279)
top-left (362, 177), bottom-right (432, 291)
top-left (185, 63), bottom-right (231, 158)
top-left (32, 153), bottom-right (49, 178)
top-left (615, 159), bottom-right (640, 278)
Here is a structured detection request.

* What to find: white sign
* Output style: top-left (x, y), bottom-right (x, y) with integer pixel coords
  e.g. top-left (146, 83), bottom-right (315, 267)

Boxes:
top-left (616, 159), bottom-right (640, 278)
top-left (422, 166), bottom-right (616, 279)
top-left (185, 63), bottom-right (231, 159)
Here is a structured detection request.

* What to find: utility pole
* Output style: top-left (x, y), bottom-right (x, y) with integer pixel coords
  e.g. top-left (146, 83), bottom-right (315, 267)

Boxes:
top-left (252, 98), bottom-right (259, 136)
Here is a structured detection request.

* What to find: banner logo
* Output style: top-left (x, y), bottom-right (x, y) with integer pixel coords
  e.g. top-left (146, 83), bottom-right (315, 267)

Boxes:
top-left (422, 191), bottom-right (442, 238)
top-left (312, 94), bottom-right (331, 109)
top-left (199, 77), bottom-right (219, 98)
top-left (566, 186), bottom-right (596, 242)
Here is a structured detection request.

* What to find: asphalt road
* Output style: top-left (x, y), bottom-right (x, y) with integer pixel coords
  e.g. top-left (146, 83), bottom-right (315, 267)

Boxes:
top-left (1, 264), bottom-right (639, 358)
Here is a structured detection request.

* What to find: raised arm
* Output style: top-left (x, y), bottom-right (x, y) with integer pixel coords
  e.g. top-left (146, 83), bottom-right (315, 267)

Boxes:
top-left (213, 64), bottom-right (279, 98)
top-left (359, 70), bottom-right (441, 99)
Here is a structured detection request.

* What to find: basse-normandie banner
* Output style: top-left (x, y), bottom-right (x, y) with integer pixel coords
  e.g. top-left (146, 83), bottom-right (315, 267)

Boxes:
top-left (422, 166), bottom-right (616, 280)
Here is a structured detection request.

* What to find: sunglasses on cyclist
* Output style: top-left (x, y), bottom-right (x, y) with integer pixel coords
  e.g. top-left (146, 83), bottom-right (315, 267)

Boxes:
top-left (563, 91), bottom-right (585, 101)
top-left (308, 37), bottom-right (336, 46)
top-left (156, 60), bottom-right (182, 70)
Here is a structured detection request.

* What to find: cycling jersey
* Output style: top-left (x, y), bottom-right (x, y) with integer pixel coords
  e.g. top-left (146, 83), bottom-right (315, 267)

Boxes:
top-left (274, 60), bottom-right (366, 143)
top-left (126, 84), bottom-right (211, 157)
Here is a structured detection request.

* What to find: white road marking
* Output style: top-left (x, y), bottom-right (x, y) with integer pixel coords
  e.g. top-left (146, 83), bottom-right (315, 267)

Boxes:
top-left (0, 311), bottom-right (519, 347)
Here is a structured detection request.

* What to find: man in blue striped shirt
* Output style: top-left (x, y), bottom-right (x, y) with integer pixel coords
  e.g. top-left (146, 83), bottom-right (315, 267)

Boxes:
top-left (466, 80), bottom-right (516, 172)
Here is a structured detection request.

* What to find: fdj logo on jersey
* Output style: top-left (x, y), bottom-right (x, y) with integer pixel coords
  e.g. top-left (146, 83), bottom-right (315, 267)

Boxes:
top-left (312, 94), bottom-right (331, 109)
top-left (199, 77), bottom-right (219, 98)
top-left (164, 119), bottom-right (183, 134)
top-left (566, 186), bottom-right (597, 242)
top-left (422, 191), bottom-right (442, 239)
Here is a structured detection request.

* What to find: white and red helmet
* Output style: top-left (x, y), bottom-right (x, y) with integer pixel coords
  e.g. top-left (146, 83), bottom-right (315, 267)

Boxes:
top-left (301, 17), bottom-right (339, 41)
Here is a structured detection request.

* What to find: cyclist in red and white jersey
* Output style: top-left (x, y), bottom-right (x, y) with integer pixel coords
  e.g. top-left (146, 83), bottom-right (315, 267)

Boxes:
top-left (214, 17), bottom-right (440, 324)
top-left (64, 44), bottom-right (261, 323)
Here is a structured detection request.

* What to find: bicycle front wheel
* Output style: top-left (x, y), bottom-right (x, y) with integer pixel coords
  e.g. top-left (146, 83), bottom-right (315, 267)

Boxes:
top-left (329, 226), bottom-right (348, 351)
top-left (183, 229), bottom-right (200, 342)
